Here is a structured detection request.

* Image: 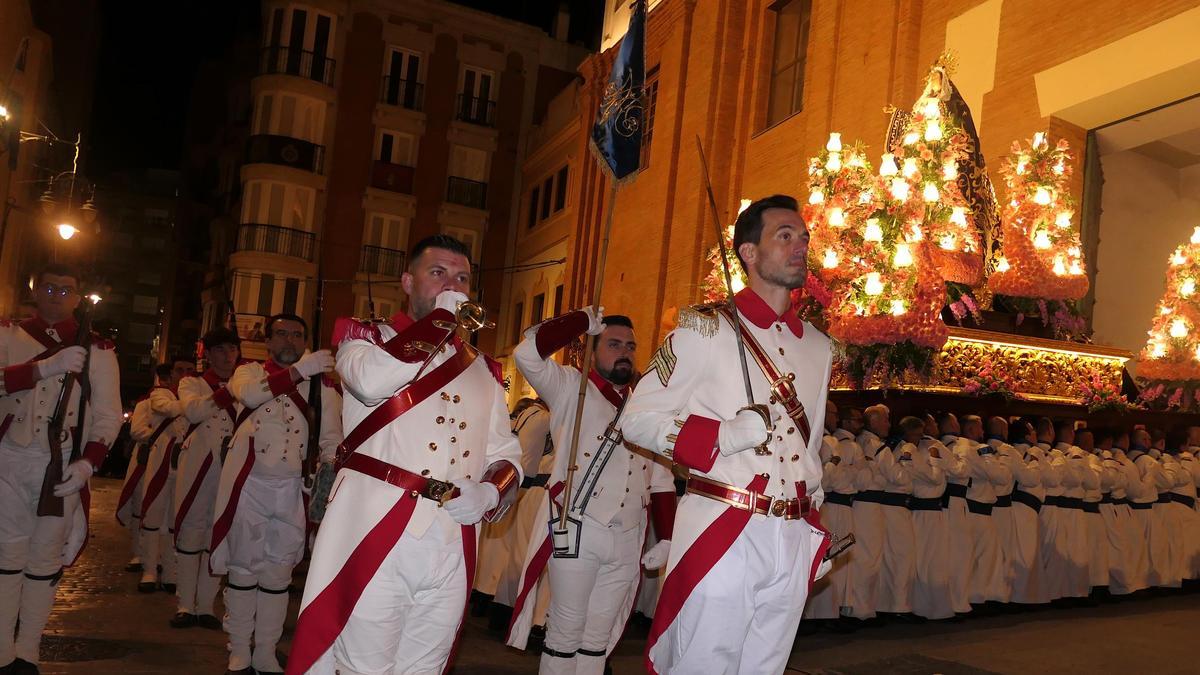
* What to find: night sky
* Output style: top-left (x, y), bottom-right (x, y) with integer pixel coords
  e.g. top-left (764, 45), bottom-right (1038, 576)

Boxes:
top-left (87, 0), bottom-right (602, 178)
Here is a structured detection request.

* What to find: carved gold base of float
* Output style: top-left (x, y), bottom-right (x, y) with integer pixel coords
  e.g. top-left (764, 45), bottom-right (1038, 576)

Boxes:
top-left (832, 327), bottom-right (1131, 404)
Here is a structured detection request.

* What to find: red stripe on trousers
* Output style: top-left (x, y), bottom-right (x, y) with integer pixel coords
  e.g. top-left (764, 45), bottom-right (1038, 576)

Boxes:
top-left (208, 439), bottom-right (256, 563)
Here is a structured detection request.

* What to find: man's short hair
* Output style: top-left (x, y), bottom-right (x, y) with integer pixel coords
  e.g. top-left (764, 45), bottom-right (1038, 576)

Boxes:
top-left (1056, 419), bottom-right (1076, 436)
top-left (899, 416), bottom-right (925, 435)
top-left (961, 415), bottom-right (983, 428)
top-left (408, 234), bottom-right (471, 271)
top-left (265, 313), bottom-right (307, 338)
top-left (594, 315), bottom-right (634, 347)
top-left (202, 327), bottom-right (241, 351)
top-left (732, 194), bottom-right (800, 270)
top-left (37, 262), bottom-right (81, 286)
top-left (154, 363), bottom-right (173, 381)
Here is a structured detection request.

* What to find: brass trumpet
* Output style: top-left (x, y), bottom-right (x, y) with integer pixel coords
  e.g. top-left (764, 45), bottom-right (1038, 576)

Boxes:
top-left (412, 300), bottom-right (495, 381)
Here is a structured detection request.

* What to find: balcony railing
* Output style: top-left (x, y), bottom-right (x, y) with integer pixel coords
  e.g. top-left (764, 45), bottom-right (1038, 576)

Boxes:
top-left (370, 161), bottom-right (415, 194)
top-left (446, 176), bottom-right (488, 210)
top-left (236, 224), bottom-right (316, 261)
top-left (260, 45), bottom-right (335, 85)
top-left (456, 94), bottom-right (495, 127)
top-left (380, 76), bottom-right (423, 110)
top-left (359, 245), bottom-right (407, 277)
top-left (246, 134), bottom-right (325, 174)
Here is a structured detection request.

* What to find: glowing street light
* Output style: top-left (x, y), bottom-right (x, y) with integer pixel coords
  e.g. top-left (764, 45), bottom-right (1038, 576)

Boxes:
top-left (57, 223), bottom-right (79, 240)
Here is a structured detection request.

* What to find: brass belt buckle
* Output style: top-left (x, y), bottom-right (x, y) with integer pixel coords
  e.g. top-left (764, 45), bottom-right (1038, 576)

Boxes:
top-left (771, 499), bottom-right (787, 517)
top-left (424, 478), bottom-right (456, 506)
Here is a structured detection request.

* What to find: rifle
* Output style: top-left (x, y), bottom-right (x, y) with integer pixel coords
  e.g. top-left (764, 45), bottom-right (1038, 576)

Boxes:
top-left (38, 294), bottom-right (100, 517)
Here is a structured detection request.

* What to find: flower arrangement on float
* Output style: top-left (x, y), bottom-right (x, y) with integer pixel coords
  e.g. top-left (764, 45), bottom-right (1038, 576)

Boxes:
top-left (987, 132), bottom-right (1090, 340)
top-left (1076, 368), bottom-right (1134, 414)
top-left (962, 362), bottom-right (1017, 400)
top-left (1134, 226), bottom-right (1200, 410)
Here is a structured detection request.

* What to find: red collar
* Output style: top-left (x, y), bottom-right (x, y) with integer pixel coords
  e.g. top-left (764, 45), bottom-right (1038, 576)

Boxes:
top-left (264, 360), bottom-right (288, 374)
top-left (733, 288), bottom-right (804, 338)
top-left (202, 369), bottom-right (230, 387)
top-left (588, 368), bottom-right (627, 409)
top-left (22, 315), bottom-right (79, 345)
top-left (390, 310), bottom-right (414, 332)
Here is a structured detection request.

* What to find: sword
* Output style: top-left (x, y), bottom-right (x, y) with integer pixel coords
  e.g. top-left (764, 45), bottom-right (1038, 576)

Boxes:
top-left (694, 137), bottom-right (772, 452)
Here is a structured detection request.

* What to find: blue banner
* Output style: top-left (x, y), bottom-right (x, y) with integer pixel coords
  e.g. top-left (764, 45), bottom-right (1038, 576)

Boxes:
top-left (590, 0), bottom-right (646, 182)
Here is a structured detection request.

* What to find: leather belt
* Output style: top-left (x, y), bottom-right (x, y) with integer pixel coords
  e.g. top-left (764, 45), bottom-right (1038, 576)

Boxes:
top-left (1171, 494), bottom-right (1197, 509)
top-left (1011, 489), bottom-right (1042, 512)
top-left (1129, 501), bottom-right (1154, 510)
top-left (521, 473), bottom-right (551, 489)
top-left (966, 498), bottom-right (994, 515)
top-left (341, 453), bottom-right (460, 505)
top-left (907, 496), bottom-right (943, 511)
top-left (824, 492), bottom-right (854, 507)
top-left (1045, 496), bottom-right (1083, 510)
top-left (1156, 493), bottom-right (1174, 504)
top-left (994, 494), bottom-right (1013, 508)
top-left (686, 475), bottom-right (810, 519)
top-left (856, 490), bottom-right (909, 508)
top-left (1082, 501), bottom-right (1101, 514)
top-left (944, 483), bottom-right (968, 499)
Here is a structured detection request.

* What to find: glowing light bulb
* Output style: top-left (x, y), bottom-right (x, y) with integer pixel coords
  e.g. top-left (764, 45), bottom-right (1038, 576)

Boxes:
top-left (863, 218), bottom-right (883, 242)
top-left (57, 223), bottom-right (78, 240)
top-left (1182, 278), bottom-right (1196, 298)
top-left (922, 99), bottom-right (941, 119)
top-left (826, 133), bottom-right (843, 152)
top-left (1055, 211), bottom-right (1073, 228)
top-left (949, 206), bottom-right (967, 226)
top-left (739, 199), bottom-right (752, 214)
top-left (879, 153), bottom-right (898, 176)
top-left (1151, 342), bottom-right (1167, 358)
top-left (890, 179), bottom-right (910, 202)
top-left (1032, 131), bottom-right (1046, 149)
top-left (890, 299), bottom-right (907, 316)
top-left (864, 272), bottom-right (884, 296)
top-left (924, 119), bottom-right (943, 142)
top-left (1173, 250), bottom-right (1187, 266)
top-left (902, 158), bottom-right (918, 178)
top-left (823, 249), bottom-right (839, 269)
top-left (1191, 226), bottom-right (1200, 245)
top-left (808, 190), bottom-right (825, 205)
top-left (996, 257), bottom-right (1011, 272)
top-left (903, 131), bottom-right (919, 146)
top-left (939, 234), bottom-right (957, 251)
top-left (1053, 256), bottom-right (1067, 276)
top-left (825, 153), bottom-right (842, 172)
top-left (1033, 230), bottom-right (1052, 249)
top-left (731, 274), bottom-right (746, 293)
top-left (1034, 187), bottom-right (1052, 205)
top-left (922, 182), bottom-right (939, 202)
top-left (942, 160), bottom-right (958, 181)
top-left (893, 243), bottom-right (913, 267)
top-left (827, 207), bottom-right (846, 227)
top-left (1171, 318), bottom-right (1189, 338)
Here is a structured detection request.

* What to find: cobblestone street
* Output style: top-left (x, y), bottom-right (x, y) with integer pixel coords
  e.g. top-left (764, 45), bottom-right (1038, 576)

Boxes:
top-left (34, 478), bottom-right (1200, 674)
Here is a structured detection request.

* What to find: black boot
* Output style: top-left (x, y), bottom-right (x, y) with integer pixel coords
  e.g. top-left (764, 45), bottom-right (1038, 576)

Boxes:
top-left (169, 611), bottom-right (197, 628)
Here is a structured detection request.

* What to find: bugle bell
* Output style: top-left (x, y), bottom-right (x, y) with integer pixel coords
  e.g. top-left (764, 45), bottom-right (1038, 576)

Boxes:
top-left (455, 300), bottom-right (495, 333)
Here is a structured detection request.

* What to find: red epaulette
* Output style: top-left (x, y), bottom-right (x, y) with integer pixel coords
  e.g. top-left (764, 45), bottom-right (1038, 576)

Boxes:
top-left (484, 354), bottom-right (504, 386)
top-left (332, 316), bottom-right (382, 346)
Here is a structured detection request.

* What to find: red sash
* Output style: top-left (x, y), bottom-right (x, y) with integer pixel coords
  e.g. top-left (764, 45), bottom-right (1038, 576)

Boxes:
top-left (173, 453), bottom-right (214, 544)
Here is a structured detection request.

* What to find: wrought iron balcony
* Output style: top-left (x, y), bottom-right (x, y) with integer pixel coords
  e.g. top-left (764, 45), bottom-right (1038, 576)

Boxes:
top-left (245, 134), bottom-right (325, 174)
top-left (370, 161), bottom-right (415, 194)
top-left (359, 245), bottom-right (407, 277)
top-left (380, 76), bottom-right (423, 110)
top-left (446, 176), bottom-right (487, 210)
top-left (235, 224), bottom-right (315, 261)
top-left (456, 94), bottom-right (495, 127)
top-left (259, 45), bottom-right (335, 85)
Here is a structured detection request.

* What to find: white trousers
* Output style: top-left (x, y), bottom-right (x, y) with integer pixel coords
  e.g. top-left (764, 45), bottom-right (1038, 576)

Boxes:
top-left (1008, 505), bottom-right (1042, 604)
top-left (966, 510), bottom-right (1003, 603)
top-left (175, 459), bottom-right (219, 615)
top-left (911, 508), bottom-right (952, 619)
top-left (332, 519), bottom-right (468, 675)
top-left (0, 444), bottom-right (74, 665)
top-left (943, 496), bottom-right (972, 612)
top-left (1085, 508), bottom-right (1109, 588)
top-left (649, 515), bottom-right (824, 675)
top-left (541, 518), bottom-right (641, 675)
top-left (846, 502), bottom-right (883, 619)
top-left (140, 471), bottom-right (176, 584)
top-left (876, 504), bottom-right (914, 613)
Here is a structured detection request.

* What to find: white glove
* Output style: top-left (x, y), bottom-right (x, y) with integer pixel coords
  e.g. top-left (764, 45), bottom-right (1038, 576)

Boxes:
top-left (54, 459), bottom-right (94, 497)
top-left (582, 306), bottom-right (605, 335)
top-left (641, 539), bottom-right (671, 569)
top-left (38, 346), bottom-right (87, 378)
top-left (435, 290), bottom-right (470, 315)
top-left (444, 478), bottom-right (499, 525)
top-left (293, 349), bottom-right (335, 379)
top-left (718, 408), bottom-right (771, 456)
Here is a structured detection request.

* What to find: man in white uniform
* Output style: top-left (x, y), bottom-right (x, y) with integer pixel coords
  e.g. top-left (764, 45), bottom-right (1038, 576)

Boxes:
top-left (623, 195), bottom-right (834, 675)
top-left (170, 328), bottom-right (242, 630)
top-left (805, 403), bottom-right (863, 626)
top-left (0, 264), bottom-right (121, 674)
top-left (210, 314), bottom-right (343, 675)
top-left (511, 308), bottom-right (676, 674)
top-left (287, 235), bottom-right (521, 675)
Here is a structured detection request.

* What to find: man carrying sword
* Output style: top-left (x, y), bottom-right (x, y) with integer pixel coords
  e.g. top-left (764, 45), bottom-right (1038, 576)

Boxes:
top-left (508, 309), bottom-right (676, 674)
top-left (623, 194), bottom-right (836, 675)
